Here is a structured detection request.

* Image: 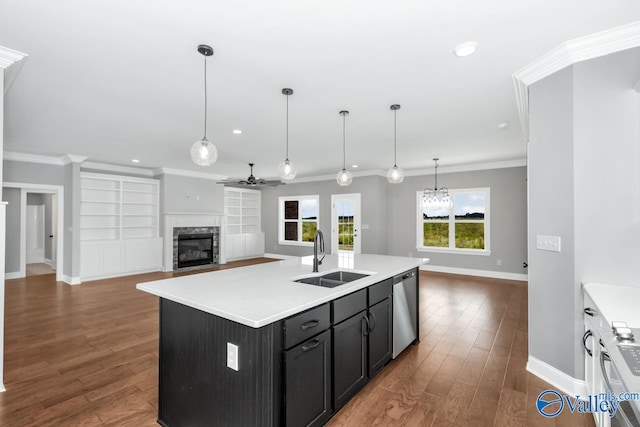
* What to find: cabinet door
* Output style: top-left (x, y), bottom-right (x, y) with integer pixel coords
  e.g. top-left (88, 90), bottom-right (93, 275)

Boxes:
top-left (333, 311), bottom-right (368, 411)
top-left (225, 234), bottom-right (245, 260)
top-left (244, 232), bottom-right (265, 257)
top-left (285, 329), bottom-right (332, 427)
top-left (368, 297), bottom-right (393, 377)
top-left (123, 238), bottom-right (163, 272)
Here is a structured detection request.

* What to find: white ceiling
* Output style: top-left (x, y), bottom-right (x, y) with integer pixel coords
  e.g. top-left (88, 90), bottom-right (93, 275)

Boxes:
top-left (2, 1), bottom-right (640, 180)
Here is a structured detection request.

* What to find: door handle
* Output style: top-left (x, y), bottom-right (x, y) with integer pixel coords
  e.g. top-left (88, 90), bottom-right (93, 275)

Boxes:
top-left (582, 330), bottom-right (593, 357)
top-left (301, 339), bottom-right (321, 352)
top-left (584, 307), bottom-right (597, 317)
top-left (362, 315), bottom-right (370, 336)
top-left (368, 312), bottom-right (376, 332)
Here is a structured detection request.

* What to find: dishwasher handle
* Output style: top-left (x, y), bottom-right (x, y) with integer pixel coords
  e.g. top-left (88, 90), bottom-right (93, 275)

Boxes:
top-left (599, 351), bottom-right (635, 427)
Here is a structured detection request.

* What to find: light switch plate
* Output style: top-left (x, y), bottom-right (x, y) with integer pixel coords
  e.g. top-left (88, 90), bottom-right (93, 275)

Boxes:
top-left (227, 342), bottom-right (238, 371)
top-left (536, 235), bottom-right (561, 252)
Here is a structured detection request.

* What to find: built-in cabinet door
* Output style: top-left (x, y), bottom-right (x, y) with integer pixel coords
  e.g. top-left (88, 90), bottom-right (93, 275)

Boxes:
top-left (368, 296), bottom-right (393, 378)
top-left (333, 310), bottom-right (368, 411)
top-left (285, 329), bottom-right (332, 427)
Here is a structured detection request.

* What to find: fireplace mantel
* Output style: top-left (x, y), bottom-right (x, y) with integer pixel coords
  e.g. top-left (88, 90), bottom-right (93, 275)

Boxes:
top-left (163, 212), bottom-right (225, 271)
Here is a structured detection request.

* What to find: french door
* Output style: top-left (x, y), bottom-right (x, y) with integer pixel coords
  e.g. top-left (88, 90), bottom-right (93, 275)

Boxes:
top-left (331, 193), bottom-right (361, 254)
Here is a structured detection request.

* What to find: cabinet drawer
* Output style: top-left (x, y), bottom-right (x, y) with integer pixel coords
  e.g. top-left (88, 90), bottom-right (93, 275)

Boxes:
top-left (332, 289), bottom-right (367, 325)
top-left (369, 278), bottom-right (392, 306)
top-left (284, 304), bottom-right (330, 349)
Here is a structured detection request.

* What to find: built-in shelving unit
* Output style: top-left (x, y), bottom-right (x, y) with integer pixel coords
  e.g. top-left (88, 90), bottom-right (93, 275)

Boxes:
top-left (224, 187), bottom-right (264, 260)
top-left (80, 172), bottom-right (162, 281)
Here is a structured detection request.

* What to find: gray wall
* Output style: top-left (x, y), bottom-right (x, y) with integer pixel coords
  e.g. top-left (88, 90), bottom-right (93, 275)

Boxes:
top-left (529, 66), bottom-right (577, 377)
top-left (261, 175), bottom-right (389, 256)
top-left (3, 161), bottom-right (65, 185)
top-left (528, 47), bottom-right (640, 380)
top-left (161, 174), bottom-right (225, 214)
top-left (261, 168), bottom-right (527, 275)
top-left (387, 167), bottom-right (527, 274)
top-left (2, 188), bottom-right (20, 273)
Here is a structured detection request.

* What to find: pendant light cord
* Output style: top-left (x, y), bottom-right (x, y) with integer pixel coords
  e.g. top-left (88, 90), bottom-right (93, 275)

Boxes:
top-left (203, 53), bottom-right (208, 139)
top-left (434, 160), bottom-right (438, 190)
top-left (393, 109), bottom-right (397, 167)
top-left (285, 93), bottom-right (289, 159)
top-left (342, 113), bottom-right (346, 169)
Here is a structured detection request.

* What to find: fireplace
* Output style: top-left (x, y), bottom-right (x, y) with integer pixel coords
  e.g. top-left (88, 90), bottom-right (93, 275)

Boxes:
top-left (177, 233), bottom-right (214, 269)
top-left (172, 226), bottom-right (220, 270)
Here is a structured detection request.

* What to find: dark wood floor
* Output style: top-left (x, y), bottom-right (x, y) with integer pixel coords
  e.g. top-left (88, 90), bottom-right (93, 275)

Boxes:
top-left (0, 260), bottom-right (594, 426)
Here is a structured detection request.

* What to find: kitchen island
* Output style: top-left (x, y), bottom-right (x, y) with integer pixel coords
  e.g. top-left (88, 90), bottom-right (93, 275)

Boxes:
top-left (137, 254), bottom-right (427, 427)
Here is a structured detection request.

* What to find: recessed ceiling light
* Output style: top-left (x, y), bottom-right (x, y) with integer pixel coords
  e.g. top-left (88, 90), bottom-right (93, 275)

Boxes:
top-left (352, 164), bottom-right (359, 168)
top-left (131, 159), bottom-right (141, 163)
top-left (232, 129), bottom-right (243, 135)
top-left (497, 121), bottom-right (510, 130)
top-left (454, 41), bottom-right (478, 57)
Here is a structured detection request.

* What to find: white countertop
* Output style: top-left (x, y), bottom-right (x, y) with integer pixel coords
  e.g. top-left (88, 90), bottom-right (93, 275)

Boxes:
top-left (583, 282), bottom-right (640, 328)
top-left (137, 254), bottom-right (428, 328)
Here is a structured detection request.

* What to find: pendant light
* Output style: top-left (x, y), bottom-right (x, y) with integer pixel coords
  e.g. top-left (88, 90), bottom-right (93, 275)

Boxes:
top-left (336, 110), bottom-right (353, 186)
top-left (190, 44), bottom-right (218, 166)
top-left (386, 104), bottom-right (405, 183)
top-left (278, 88), bottom-right (297, 180)
top-left (422, 158), bottom-right (452, 209)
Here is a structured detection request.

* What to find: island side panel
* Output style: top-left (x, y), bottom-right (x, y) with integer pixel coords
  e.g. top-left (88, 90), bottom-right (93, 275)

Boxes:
top-left (158, 298), bottom-right (282, 426)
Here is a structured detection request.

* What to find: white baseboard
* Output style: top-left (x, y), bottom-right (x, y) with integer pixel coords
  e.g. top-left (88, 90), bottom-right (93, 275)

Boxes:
top-left (0, 383), bottom-right (6, 393)
top-left (62, 275), bottom-right (81, 285)
top-left (527, 356), bottom-right (587, 398)
top-left (5, 271), bottom-right (24, 280)
top-left (80, 268), bottom-right (162, 283)
top-left (263, 253), bottom-right (299, 260)
top-left (43, 258), bottom-right (52, 267)
top-left (419, 264), bottom-right (528, 282)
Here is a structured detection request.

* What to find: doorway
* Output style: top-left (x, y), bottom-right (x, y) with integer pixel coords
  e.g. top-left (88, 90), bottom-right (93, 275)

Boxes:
top-left (331, 193), bottom-right (361, 255)
top-left (2, 183), bottom-right (64, 282)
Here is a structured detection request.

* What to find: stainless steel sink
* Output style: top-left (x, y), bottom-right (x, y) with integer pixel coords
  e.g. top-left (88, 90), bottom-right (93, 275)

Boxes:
top-left (293, 271), bottom-right (370, 288)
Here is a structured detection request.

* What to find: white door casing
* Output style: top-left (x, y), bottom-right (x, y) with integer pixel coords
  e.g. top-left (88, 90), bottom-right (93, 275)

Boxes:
top-left (331, 193), bottom-right (361, 255)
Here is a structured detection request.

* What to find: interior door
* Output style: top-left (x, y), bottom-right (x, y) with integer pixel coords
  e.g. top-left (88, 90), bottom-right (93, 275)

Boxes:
top-left (331, 193), bottom-right (361, 255)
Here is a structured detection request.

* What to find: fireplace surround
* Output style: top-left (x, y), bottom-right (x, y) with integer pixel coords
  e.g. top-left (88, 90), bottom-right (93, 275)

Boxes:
top-left (164, 213), bottom-right (225, 272)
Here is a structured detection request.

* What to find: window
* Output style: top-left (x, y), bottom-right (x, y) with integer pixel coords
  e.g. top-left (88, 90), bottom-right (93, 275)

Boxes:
top-left (279, 195), bottom-right (319, 246)
top-left (416, 188), bottom-right (490, 255)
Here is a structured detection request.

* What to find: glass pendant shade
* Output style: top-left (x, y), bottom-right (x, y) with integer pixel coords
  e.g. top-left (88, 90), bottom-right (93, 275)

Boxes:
top-left (191, 138), bottom-right (217, 166)
top-left (278, 158), bottom-right (297, 180)
top-left (387, 165), bottom-right (404, 184)
top-left (337, 168), bottom-right (353, 186)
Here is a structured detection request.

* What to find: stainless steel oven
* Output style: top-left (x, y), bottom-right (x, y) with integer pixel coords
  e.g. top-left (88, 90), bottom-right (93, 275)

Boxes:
top-left (599, 337), bottom-right (640, 426)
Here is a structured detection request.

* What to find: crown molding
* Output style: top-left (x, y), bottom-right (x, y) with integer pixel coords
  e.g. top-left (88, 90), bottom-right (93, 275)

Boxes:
top-left (62, 154), bottom-right (88, 164)
top-left (289, 159), bottom-right (527, 184)
top-left (81, 161), bottom-right (154, 177)
top-left (0, 46), bottom-right (28, 69)
top-left (152, 167), bottom-right (228, 181)
top-left (3, 151), bottom-right (66, 165)
top-left (513, 21), bottom-right (640, 142)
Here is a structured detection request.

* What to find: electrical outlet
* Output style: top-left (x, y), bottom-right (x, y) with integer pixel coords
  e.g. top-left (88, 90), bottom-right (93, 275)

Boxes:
top-left (497, 259), bottom-right (502, 266)
top-left (227, 343), bottom-right (238, 371)
top-left (536, 235), bottom-right (561, 252)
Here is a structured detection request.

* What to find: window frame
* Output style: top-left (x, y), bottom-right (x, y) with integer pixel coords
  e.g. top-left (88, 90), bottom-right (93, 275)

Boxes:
top-left (415, 187), bottom-right (491, 256)
top-left (278, 195), bottom-right (320, 247)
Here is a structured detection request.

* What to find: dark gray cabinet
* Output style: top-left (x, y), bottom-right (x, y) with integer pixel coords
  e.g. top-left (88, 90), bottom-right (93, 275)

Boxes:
top-left (284, 329), bottom-right (332, 427)
top-left (333, 309), bottom-right (368, 409)
top-left (331, 280), bottom-right (393, 411)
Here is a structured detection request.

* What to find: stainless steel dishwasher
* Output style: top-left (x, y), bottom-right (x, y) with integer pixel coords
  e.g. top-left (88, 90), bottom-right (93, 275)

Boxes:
top-left (392, 269), bottom-right (418, 358)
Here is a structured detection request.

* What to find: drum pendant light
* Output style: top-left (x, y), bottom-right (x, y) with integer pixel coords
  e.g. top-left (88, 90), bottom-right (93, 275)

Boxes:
top-left (278, 88), bottom-right (297, 180)
top-left (190, 44), bottom-right (218, 166)
top-left (386, 104), bottom-right (405, 183)
top-left (336, 110), bottom-right (353, 186)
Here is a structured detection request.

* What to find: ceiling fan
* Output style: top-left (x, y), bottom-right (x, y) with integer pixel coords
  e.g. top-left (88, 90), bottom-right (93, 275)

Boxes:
top-left (217, 163), bottom-right (285, 188)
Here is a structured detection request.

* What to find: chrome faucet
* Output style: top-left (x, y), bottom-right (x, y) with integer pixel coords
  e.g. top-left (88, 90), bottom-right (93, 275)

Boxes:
top-left (313, 230), bottom-right (325, 273)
